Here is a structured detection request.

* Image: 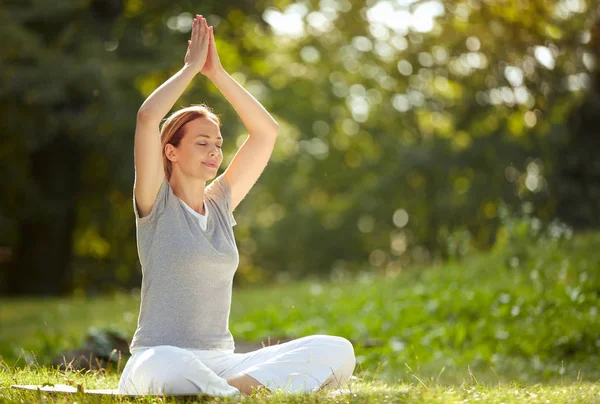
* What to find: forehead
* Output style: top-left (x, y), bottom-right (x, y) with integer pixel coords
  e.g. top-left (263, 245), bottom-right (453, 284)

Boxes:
top-left (184, 117), bottom-right (222, 139)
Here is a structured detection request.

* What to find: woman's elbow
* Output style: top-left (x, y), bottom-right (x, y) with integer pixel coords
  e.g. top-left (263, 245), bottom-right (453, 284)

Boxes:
top-left (137, 109), bottom-right (167, 126)
top-left (137, 108), bottom-right (158, 121)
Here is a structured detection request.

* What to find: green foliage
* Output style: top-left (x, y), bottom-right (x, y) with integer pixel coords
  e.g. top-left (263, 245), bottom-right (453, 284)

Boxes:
top-left (1, 232), bottom-right (598, 386)
top-left (0, 0), bottom-right (599, 295)
top-left (492, 202), bottom-right (574, 268)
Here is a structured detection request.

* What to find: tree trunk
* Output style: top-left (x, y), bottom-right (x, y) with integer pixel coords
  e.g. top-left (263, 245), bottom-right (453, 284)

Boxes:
top-left (553, 17), bottom-right (600, 229)
top-left (5, 135), bottom-right (82, 296)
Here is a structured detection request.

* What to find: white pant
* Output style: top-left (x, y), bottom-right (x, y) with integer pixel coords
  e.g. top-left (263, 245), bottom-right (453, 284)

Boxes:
top-left (117, 335), bottom-right (356, 396)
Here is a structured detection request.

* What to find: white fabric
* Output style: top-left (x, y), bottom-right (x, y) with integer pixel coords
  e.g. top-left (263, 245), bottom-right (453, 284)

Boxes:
top-left (117, 335), bottom-right (356, 396)
top-left (177, 198), bottom-right (208, 231)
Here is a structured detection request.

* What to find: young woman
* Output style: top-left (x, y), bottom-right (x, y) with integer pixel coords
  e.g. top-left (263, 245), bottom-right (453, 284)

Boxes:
top-left (117, 13), bottom-right (356, 397)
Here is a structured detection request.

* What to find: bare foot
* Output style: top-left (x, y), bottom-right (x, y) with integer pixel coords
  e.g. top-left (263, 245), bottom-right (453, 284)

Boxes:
top-left (225, 373), bottom-right (270, 395)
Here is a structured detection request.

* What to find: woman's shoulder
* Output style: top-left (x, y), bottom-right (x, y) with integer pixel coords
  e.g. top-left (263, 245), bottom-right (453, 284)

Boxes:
top-left (205, 174), bottom-right (237, 227)
top-left (134, 176), bottom-right (172, 225)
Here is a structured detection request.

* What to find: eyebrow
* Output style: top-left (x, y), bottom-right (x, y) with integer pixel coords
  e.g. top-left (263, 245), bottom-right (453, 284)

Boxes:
top-left (196, 134), bottom-right (223, 141)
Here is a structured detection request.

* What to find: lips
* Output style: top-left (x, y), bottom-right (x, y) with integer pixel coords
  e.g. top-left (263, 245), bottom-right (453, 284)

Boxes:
top-left (203, 162), bottom-right (218, 168)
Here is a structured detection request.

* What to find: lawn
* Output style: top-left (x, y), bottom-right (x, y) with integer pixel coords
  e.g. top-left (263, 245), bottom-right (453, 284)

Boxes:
top-left (1, 229), bottom-right (599, 402)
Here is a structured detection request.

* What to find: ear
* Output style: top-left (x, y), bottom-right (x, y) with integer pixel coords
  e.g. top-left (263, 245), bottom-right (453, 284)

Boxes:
top-left (164, 143), bottom-right (178, 162)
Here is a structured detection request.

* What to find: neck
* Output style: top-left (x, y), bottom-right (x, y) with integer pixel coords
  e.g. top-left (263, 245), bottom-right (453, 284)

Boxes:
top-left (169, 174), bottom-right (207, 215)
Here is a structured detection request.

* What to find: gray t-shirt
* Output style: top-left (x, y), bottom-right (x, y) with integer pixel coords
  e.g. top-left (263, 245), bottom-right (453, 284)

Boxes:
top-left (129, 173), bottom-right (239, 353)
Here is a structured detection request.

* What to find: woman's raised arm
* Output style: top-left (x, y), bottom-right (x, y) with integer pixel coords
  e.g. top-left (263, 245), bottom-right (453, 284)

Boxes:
top-left (137, 14), bottom-right (209, 119)
top-left (200, 27), bottom-right (278, 138)
top-left (199, 24), bottom-right (279, 211)
top-left (134, 14), bottom-right (209, 218)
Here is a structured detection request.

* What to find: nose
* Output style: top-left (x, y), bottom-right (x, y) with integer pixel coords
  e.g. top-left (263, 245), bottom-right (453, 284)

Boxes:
top-left (208, 147), bottom-right (220, 162)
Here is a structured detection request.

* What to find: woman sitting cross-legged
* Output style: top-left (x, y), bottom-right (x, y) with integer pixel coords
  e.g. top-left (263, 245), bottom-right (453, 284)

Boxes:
top-left (117, 13), bottom-right (356, 397)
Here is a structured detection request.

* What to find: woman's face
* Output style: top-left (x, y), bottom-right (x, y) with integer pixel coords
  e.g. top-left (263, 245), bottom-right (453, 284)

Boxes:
top-left (171, 117), bottom-right (224, 180)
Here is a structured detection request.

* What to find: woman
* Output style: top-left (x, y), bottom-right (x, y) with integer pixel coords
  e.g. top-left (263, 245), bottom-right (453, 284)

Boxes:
top-left (117, 14), bottom-right (356, 397)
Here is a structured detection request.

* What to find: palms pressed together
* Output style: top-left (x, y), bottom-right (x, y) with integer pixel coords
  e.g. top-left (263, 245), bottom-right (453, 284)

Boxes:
top-left (184, 14), bottom-right (222, 78)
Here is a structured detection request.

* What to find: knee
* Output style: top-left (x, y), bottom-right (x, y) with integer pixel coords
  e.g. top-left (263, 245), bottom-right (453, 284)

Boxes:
top-left (333, 336), bottom-right (356, 371)
top-left (313, 335), bottom-right (356, 370)
top-left (313, 336), bottom-right (356, 390)
top-left (119, 345), bottom-right (193, 395)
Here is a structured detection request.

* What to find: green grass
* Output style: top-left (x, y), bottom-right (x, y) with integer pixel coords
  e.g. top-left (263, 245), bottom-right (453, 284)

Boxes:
top-left (1, 229), bottom-right (599, 402)
top-left (1, 363), bottom-right (599, 403)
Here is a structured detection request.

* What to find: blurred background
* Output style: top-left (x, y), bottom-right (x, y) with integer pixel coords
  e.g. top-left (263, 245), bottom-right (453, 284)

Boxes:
top-left (0, 0), bottom-right (598, 296)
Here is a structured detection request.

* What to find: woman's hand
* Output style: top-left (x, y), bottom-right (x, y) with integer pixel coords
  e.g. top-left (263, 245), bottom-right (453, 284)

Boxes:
top-left (200, 24), bottom-right (224, 79)
top-left (184, 14), bottom-right (209, 74)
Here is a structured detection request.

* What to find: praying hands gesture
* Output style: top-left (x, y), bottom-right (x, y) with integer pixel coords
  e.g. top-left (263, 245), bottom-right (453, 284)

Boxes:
top-left (143, 14), bottom-right (279, 211)
top-left (184, 14), bottom-right (223, 79)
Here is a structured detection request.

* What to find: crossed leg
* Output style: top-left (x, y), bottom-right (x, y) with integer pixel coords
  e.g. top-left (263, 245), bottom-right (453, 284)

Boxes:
top-left (118, 336), bottom-right (355, 396)
top-left (222, 335), bottom-right (355, 395)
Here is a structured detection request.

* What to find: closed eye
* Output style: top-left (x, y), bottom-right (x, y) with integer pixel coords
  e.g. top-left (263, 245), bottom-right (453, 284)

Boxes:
top-left (198, 143), bottom-right (222, 148)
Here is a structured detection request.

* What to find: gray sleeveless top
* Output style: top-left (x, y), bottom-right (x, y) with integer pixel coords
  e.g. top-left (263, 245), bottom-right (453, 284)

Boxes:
top-left (129, 173), bottom-right (239, 352)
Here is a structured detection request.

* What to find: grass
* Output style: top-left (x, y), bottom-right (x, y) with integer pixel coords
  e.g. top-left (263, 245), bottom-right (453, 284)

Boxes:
top-left (1, 226), bottom-right (599, 402)
top-left (2, 364), bottom-right (599, 403)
